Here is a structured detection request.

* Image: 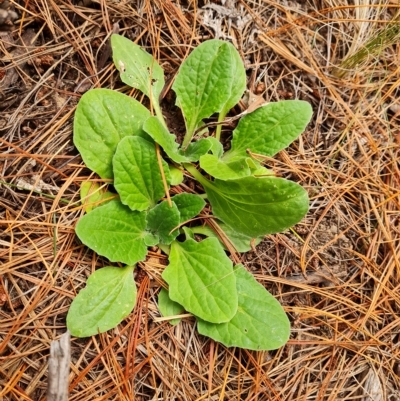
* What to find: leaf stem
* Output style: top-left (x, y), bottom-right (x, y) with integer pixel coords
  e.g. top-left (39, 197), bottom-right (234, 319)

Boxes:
top-left (182, 130), bottom-right (193, 150)
top-left (183, 163), bottom-right (211, 189)
top-left (215, 111), bottom-right (227, 142)
top-left (153, 100), bottom-right (169, 131)
top-left (155, 143), bottom-right (172, 207)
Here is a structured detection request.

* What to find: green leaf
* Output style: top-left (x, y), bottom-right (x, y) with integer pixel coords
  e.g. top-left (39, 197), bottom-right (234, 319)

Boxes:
top-left (143, 116), bottom-right (187, 163)
top-left (146, 201), bottom-right (180, 245)
top-left (207, 137), bottom-right (224, 158)
top-left (158, 288), bottom-right (184, 326)
top-left (172, 193), bottom-right (205, 223)
top-left (162, 238), bottom-right (237, 323)
top-left (73, 88), bottom-right (150, 179)
top-left (200, 154), bottom-right (251, 180)
top-left (169, 166), bottom-right (184, 185)
top-left (173, 40), bottom-right (246, 137)
top-left (67, 266), bottom-right (137, 337)
top-left (191, 223), bottom-right (263, 253)
top-left (182, 226), bottom-right (195, 241)
top-left (220, 42), bottom-right (247, 117)
top-left (200, 155), bottom-right (275, 180)
top-left (182, 138), bottom-right (213, 162)
top-left (111, 34), bottom-right (165, 103)
top-left (223, 101), bottom-right (313, 161)
top-left (143, 232), bottom-right (159, 247)
top-left (197, 264), bottom-right (290, 350)
top-left (80, 181), bottom-right (115, 213)
top-left (76, 201), bottom-right (147, 265)
top-left (113, 136), bottom-right (170, 211)
top-left (250, 164), bottom-right (274, 177)
top-left (203, 176), bottom-right (309, 237)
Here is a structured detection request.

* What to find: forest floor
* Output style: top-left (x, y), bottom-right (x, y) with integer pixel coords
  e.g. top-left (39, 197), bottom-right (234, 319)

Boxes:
top-left (1, 0), bottom-right (400, 400)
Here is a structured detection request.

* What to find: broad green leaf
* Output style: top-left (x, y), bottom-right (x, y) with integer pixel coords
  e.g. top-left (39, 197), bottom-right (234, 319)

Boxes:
top-left (80, 181), bottom-right (115, 213)
top-left (73, 88), bottom-right (150, 179)
top-left (143, 117), bottom-right (187, 163)
top-left (111, 34), bottom-right (165, 103)
top-left (76, 201), bottom-right (147, 265)
top-left (172, 193), bottom-right (205, 223)
top-left (200, 154), bottom-right (251, 180)
top-left (146, 201), bottom-right (180, 245)
top-left (223, 101), bottom-right (313, 161)
top-left (191, 223), bottom-right (263, 253)
top-left (67, 266), bottom-right (137, 337)
top-left (158, 288), bottom-right (184, 326)
top-left (219, 42), bottom-right (246, 117)
top-left (173, 40), bottom-right (245, 137)
top-left (197, 265), bottom-right (290, 350)
top-left (202, 176), bottom-right (309, 237)
top-left (162, 238), bottom-right (237, 323)
top-left (169, 166), bottom-right (184, 185)
top-left (113, 136), bottom-right (170, 211)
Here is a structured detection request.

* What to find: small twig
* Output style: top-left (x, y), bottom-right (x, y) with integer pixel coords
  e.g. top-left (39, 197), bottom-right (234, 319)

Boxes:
top-left (47, 331), bottom-right (70, 401)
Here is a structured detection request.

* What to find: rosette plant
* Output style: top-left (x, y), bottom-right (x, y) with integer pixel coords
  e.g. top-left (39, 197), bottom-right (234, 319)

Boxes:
top-left (66, 34), bottom-right (312, 351)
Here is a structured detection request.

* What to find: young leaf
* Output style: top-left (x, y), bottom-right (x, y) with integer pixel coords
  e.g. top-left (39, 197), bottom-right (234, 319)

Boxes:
top-left (203, 176), bottom-right (309, 238)
top-left (197, 264), bottom-right (290, 350)
top-left (113, 136), bottom-right (170, 211)
top-left (169, 166), bottom-right (184, 185)
top-left (143, 232), bottom-right (159, 247)
top-left (200, 155), bottom-right (274, 180)
top-left (143, 117), bottom-right (213, 163)
top-left (182, 138), bottom-right (213, 162)
top-left (146, 201), bottom-right (180, 245)
top-left (173, 40), bottom-right (245, 137)
top-left (223, 101), bottom-right (313, 162)
top-left (172, 193), bottom-right (206, 223)
top-left (158, 288), bottom-right (184, 326)
top-left (207, 137), bottom-right (224, 158)
top-left (73, 88), bottom-right (150, 179)
top-left (76, 201), bottom-right (147, 265)
top-left (80, 181), bottom-right (115, 213)
top-left (111, 34), bottom-right (165, 103)
top-left (143, 116), bottom-right (187, 163)
top-left (162, 238), bottom-right (238, 323)
top-left (67, 266), bottom-right (137, 337)
top-left (199, 154), bottom-right (251, 180)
